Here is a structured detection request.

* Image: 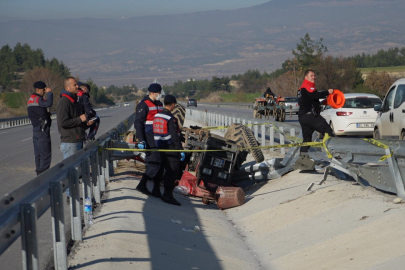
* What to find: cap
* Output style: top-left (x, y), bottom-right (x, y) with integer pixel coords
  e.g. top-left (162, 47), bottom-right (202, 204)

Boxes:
top-left (164, 95), bottom-right (177, 104)
top-left (33, 81), bottom-right (46, 89)
top-left (77, 81), bottom-right (83, 87)
top-left (82, 83), bottom-right (91, 91)
top-left (148, 83), bottom-right (162, 93)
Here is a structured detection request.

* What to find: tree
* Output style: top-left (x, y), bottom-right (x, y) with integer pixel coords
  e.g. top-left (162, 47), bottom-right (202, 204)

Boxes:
top-left (19, 67), bottom-right (64, 112)
top-left (292, 33), bottom-right (327, 71)
top-left (364, 71), bottom-right (395, 97)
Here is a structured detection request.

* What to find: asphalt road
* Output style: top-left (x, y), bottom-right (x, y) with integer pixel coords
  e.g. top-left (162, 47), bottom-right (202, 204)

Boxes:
top-left (0, 105), bottom-right (135, 270)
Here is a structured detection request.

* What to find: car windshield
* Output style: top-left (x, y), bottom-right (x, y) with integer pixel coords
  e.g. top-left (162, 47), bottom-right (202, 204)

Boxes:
top-left (343, 97), bottom-right (381, 109)
top-left (284, 98), bottom-right (297, 102)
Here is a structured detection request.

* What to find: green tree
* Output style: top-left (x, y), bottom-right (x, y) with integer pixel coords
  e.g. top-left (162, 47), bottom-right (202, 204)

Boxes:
top-left (292, 33), bottom-right (327, 70)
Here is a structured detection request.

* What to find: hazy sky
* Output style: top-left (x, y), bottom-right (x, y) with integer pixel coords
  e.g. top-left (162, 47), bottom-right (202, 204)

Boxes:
top-left (0, 0), bottom-right (270, 20)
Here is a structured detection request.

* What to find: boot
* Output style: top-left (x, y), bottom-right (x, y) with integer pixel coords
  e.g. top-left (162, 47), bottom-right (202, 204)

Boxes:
top-left (151, 179), bottom-right (162, 198)
top-left (162, 190), bottom-right (181, 206)
top-left (151, 185), bottom-right (162, 198)
top-left (136, 174), bottom-right (151, 196)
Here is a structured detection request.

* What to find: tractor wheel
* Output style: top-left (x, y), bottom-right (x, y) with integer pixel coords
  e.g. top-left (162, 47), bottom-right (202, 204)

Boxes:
top-left (242, 125), bottom-right (264, 163)
top-left (172, 103), bottom-right (186, 129)
top-left (280, 110), bottom-right (286, 122)
top-left (188, 152), bottom-right (201, 171)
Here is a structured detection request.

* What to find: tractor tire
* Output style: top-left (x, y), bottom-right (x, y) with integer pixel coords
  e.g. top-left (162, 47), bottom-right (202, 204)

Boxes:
top-left (242, 125), bottom-right (264, 163)
top-left (280, 110), bottom-right (286, 122)
top-left (172, 103), bottom-right (186, 129)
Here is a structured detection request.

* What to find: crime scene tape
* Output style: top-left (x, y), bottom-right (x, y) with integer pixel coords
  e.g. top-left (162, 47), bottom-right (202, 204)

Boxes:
top-left (363, 138), bottom-right (392, 162)
top-left (102, 134), bottom-right (333, 156)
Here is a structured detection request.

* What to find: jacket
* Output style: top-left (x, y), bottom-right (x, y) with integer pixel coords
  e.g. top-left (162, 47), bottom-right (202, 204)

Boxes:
top-left (297, 79), bottom-right (330, 116)
top-left (134, 96), bottom-right (163, 143)
top-left (57, 90), bottom-right (87, 143)
top-left (27, 92), bottom-right (53, 132)
top-left (153, 108), bottom-right (182, 149)
top-left (77, 89), bottom-right (96, 118)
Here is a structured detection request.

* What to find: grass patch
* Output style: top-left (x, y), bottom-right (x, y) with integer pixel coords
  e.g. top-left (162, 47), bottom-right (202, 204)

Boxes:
top-left (359, 65), bottom-right (405, 73)
top-left (219, 93), bottom-right (261, 103)
top-left (2, 92), bottom-right (26, 108)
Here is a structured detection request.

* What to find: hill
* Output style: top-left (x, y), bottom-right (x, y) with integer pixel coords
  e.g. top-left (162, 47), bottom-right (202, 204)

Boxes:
top-left (1, 0), bottom-right (404, 86)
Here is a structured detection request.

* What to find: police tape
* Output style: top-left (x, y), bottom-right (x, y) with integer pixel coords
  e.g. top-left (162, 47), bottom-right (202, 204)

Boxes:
top-left (363, 138), bottom-right (392, 162)
top-left (102, 133), bottom-right (333, 157)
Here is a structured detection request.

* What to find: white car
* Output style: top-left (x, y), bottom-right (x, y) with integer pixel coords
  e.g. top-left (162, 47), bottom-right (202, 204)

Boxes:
top-left (124, 102), bottom-right (130, 107)
top-left (374, 78), bottom-right (405, 139)
top-left (320, 93), bottom-right (382, 136)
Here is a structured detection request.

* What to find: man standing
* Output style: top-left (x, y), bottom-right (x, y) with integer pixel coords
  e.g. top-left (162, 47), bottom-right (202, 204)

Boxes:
top-left (57, 77), bottom-right (87, 159)
top-left (27, 81), bottom-right (53, 175)
top-left (77, 82), bottom-right (99, 142)
top-left (153, 95), bottom-right (185, 206)
top-left (134, 83), bottom-right (164, 197)
top-left (297, 69), bottom-right (334, 154)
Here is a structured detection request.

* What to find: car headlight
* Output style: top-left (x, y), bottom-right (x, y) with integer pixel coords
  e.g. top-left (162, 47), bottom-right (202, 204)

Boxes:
top-left (217, 172), bottom-right (227, 180)
top-left (202, 168), bottom-right (212, 176)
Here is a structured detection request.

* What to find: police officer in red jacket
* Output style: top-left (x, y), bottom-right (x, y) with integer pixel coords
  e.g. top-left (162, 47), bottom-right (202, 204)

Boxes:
top-left (27, 81), bottom-right (53, 175)
top-left (135, 83), bottom-right (164, 197)
top-left (297, 69), bottom-right (334, 154)
top-left (153, 95), bottom-right (185, 206)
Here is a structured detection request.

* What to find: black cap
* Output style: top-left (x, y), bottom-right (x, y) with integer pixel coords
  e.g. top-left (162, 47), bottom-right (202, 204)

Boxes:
top-left (77, 81), bottom-right (83, 87)
top-left (82, 83), bottom-right (91, 91)
top-left (148, 83), bottom-right (162, 93)
top-left (33, 81), bottom-right (46, 89)
top-left (164, 95), bottom-right (177, 104)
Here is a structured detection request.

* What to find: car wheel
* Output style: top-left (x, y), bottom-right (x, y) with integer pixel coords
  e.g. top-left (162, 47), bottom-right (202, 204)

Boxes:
top-left (373, 128), bottom-right (381, 139)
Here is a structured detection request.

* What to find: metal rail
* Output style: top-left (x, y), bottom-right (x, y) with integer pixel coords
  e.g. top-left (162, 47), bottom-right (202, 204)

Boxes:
top-left (0, 112), bottom-right (135, 270)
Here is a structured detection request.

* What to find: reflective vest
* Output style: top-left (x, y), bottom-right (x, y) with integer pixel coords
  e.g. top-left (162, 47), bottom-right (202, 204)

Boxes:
top-left (144, 100), bottom-right (163, 134)
top-left (153, 113), bottom-right (180, 147)
top-left (27, 94), bottom-right (40, 107)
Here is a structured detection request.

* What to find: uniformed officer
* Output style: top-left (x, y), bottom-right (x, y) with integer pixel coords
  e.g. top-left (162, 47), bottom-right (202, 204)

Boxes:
top-left (27, 81), bottom-right (53, 175)
top-left (153, 95), bottom-right (185, 206)
top-left (135, 83), bottom-right (164, 197)
top-left (297, 69), bottom-right (334, 153)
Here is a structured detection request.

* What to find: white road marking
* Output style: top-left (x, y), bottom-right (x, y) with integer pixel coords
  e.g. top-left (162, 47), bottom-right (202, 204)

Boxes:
top-left (22, 137), bottom-right (32, 141)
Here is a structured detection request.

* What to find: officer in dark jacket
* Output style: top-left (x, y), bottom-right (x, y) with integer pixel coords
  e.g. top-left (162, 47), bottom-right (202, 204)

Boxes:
top-left (263, 87), bottom-right (276, 99)
top-left (134, 83), bottom-right (164, 197)
top-left (27, 81), bottom-right (53, 175)
top-left (297, 69), bottom-right (334, 153)
top-left (77, 82), bottom-right (100, 142)
top-left (153, 95), bottom-right (185, 206)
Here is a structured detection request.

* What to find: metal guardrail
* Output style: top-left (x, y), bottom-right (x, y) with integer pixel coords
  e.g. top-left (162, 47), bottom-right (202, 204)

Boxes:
top-left (0, 112), bottom-right (134, 270)
top-left (0, 105), bottom-right (120, 130)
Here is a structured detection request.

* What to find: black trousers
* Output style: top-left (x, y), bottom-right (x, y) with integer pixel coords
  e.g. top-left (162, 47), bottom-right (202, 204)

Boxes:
top-left (33, 130), bottom-right (52, 174)
top-left (161, 152), bottom-right (180, 191)
top-left (144, 133), bottom-right (164, 181)
top-left (298, 113), bottom-right (334, 153)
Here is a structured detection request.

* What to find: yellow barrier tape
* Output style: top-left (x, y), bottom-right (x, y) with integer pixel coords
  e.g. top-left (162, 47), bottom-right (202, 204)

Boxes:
top-left (363, 138), bottom-right (392, 162)
top-left (102, 140), bottom-right (325, 153)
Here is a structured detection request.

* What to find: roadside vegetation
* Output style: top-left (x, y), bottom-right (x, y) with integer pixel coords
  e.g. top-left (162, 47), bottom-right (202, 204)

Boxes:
top-left (1, 33), bottom-right (405, 118)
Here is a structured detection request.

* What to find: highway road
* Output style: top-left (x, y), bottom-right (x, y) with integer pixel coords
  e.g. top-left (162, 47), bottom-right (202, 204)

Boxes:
top-left (0, 105), bottom-right (135, 270)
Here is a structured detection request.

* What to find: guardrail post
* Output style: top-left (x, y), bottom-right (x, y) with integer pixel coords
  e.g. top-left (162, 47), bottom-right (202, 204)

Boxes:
top-left (90, 151), bottom-right (101, 204)
top-left (270, 126), bottom-right (274, 152)
top-left (261, 124), bottom-right (266, 148)
top-left (50, 181), bottom-right (68, 270)
top-left (242, 119), bottom-right (246, 126)
top-left (254, 122), bottom-right (259, 140)
top-left (104, 145), bottom-right (110, 181)
top-left (99, 144), bottom-right (106, 192)
top-left (20, 203), bottom-right (39, 270)
top-left (386, 147), bottom-right (405, 198)
top-left (280, 127), bottom-right (285, 155)
top-left (248, 120), bottom-right (252, 130)
top-left (108, 140), bottom-right (114, 177)
top-left (290, 128), bottom-right (295, 142)
top-left (81, 157), bottom-right (92, 203)
top-left (68, 168), bottom-right (82, 241)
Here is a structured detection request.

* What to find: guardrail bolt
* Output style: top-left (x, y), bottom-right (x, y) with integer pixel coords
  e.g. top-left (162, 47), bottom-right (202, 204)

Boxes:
top-left (9, 197), bottom-right (14, 202)
top-left (5, 233), bottom-right (11, 238)
top-left (5, 200), bottom-right (9, 205)
top-left (11, 230), bottom-right (15, 235)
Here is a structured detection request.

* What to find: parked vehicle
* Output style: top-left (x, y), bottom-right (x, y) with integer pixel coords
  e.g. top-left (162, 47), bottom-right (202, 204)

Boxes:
top-left (320, 93), bottom-right (382, 136)
top-left (283, 97), bottom-right (299, 114)
top-left (124, 102), bottom-right (130, 107)
top-left (187, 99), bottom-right (197, 107)
top-left (374, 78), bottom-right (405, 139)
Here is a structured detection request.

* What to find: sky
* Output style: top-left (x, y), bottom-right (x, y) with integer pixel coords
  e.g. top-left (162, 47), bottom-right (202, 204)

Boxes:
top-left (0, 0), bottom-right (270, 21)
